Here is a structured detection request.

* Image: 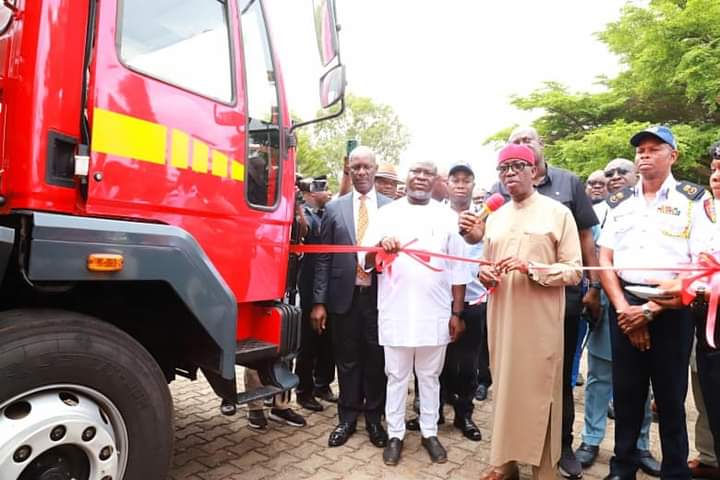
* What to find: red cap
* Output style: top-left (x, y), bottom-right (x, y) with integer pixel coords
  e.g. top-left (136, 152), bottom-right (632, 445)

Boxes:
top-left (497, 144), bottom-right (535, 165)
top-left (484, 192), bottom-right (505, 212)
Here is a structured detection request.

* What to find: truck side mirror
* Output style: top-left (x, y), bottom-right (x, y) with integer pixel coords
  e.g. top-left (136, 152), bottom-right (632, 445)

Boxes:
top-left (319, 64), bottom-right (345, 109)
top-left (313, 0), bottom-right (339, 67)
top-left (0, 1), bottom-right (14, 35)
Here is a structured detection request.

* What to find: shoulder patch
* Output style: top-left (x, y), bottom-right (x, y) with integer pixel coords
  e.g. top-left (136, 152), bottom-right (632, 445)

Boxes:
top-left (704, 197), bottom-right (717, 223)
top-left (675, 181), bottom-right (705, 201)
top-left (607, 187), bottom-right (633, 209)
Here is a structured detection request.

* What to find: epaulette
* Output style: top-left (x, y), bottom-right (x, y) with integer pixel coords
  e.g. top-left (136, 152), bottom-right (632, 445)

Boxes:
top-left (607, 187), bottom-right (633, 208)
top-left (675, 181), bottom-right (706, 201)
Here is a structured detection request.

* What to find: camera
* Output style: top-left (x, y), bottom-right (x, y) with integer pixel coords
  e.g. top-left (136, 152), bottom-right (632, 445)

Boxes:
top-left (296, 175), bottom-right (328, 193)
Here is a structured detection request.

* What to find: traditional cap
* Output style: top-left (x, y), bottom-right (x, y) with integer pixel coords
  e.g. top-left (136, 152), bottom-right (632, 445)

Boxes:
top-left (497, 144), bottom-right (535, 165)
top-left (448, 161), bottom-right (474, 177)
top-left (630, 125), bottom-right (677, 150)
top-left (375, 163), bottom-right (404, 184)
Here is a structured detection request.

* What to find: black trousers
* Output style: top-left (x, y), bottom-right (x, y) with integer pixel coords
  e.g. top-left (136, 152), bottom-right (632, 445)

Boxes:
top-left (609, 291), bottom-right (693, 480)
top-left (695, 308), bottom-right (720, 462)
top-left (330, 287), bottom-right (386, 425)
top-left (295, 305), bottom-right (335, 394)
top-left (562, 284), bottom-right (583, 447)
top-left (477, 302), bottom-right (492, 388)
top-left (440, 302), bottom-right (485, 418)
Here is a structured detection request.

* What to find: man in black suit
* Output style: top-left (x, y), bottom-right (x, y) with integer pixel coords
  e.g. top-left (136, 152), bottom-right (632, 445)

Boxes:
top-left (311, 146), bottom-right (392, 448)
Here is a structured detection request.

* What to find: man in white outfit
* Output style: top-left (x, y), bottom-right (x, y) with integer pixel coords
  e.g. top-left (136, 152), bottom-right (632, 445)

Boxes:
top-left (361, 160), bottom-right (470, 466)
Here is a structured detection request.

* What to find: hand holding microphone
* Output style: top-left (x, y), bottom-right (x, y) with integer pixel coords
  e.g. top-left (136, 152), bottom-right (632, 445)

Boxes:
top-left (459, 193), bottom-right (505, 235)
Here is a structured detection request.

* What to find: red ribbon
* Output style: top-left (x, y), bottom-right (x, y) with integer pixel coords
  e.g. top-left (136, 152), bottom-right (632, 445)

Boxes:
top-left (679, 252), bottom-right (720, 348)
top-left (291, 242), bottom-right (719, 348)
top-left (290, 240), bottom-right (491, 276)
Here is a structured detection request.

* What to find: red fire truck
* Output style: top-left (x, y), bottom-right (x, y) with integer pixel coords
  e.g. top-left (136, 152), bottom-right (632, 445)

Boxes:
top-left (0, 0), bottom-right (345, 478)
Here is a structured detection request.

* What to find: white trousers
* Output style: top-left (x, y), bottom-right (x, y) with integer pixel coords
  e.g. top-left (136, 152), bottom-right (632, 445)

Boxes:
top-left (384, 345), bottom-right (447, 439)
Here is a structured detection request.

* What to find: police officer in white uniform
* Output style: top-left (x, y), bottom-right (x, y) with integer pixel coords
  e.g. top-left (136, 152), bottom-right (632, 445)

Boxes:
top-left (598, 126), bottom-right (715, 480)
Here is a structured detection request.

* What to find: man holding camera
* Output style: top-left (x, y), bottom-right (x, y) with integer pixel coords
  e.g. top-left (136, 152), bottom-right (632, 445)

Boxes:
top-left (295, 175), bottom-right (337, 411)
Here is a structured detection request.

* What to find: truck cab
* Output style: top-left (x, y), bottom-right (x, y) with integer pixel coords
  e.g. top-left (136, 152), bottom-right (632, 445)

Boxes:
top-left (0, 1), bottom-right (344, 478)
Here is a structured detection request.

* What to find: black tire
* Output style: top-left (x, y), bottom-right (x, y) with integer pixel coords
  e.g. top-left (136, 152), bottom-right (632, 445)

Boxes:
top-left (0, 309), bottom-right (174, 480)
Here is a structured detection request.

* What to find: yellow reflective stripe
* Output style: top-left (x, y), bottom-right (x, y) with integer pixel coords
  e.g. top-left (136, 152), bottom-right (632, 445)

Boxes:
top-left (192, 140), bottom-right (209, 173)
top-left (231, 160), bottom-right (245, 181)
top-left (92, 108), bottom-right (245, 183)
top-left (211, 150), bottom-right (229, 177)
top-left (171, 129), bottom-right (189, 169)
top-left (92, 108), bottom-right (166, 164)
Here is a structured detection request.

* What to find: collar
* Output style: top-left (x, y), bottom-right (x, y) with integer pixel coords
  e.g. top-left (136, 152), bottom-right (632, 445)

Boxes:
top-left (635, 173), bottom-right (675, 200)
top-left (513, 190), bottom-right (539, 209)
top-left (534, 165), bottom-right (554, 188)
top-left (353, 188), bottom-right (377, 203)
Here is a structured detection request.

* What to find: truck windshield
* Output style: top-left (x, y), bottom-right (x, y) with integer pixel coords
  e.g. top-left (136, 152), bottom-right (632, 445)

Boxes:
top-left (118, 0), bottom-right (234, 103)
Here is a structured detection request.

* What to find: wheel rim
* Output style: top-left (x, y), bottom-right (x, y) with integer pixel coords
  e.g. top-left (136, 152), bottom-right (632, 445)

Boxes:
top-left (0, 384), bottom-right (129, 480)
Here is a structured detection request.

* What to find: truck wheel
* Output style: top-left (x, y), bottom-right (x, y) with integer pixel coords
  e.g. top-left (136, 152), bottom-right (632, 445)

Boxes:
top-left (0, 309), bottom-right (174, 480)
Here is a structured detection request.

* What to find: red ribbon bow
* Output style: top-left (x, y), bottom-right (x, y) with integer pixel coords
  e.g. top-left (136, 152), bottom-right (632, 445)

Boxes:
top-left (375, 239), bottom-right (442, 274)
top-left (680, 252), bottom-right (720, 348)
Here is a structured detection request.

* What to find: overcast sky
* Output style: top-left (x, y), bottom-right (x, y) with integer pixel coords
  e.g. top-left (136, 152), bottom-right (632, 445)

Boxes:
top-left (266, 0), bottom-right (636, 187)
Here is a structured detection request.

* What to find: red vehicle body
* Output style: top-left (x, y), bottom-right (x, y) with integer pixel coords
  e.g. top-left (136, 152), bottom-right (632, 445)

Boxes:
top-left (0, 0), bottom-right (345, 478)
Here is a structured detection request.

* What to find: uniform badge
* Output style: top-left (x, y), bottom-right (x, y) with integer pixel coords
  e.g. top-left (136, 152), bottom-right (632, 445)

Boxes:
top-left (683, 184), bottom-right (698, 196)
top-left (704, 197), bottom-right (717, 223)
top-left (657, 205), bottom-right (681, 216)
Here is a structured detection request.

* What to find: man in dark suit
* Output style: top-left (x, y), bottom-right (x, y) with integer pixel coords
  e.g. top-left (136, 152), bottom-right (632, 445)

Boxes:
top-left (311, 146), bottom-right (392, 448)
top-left (295, 176), bottom-right (336, 412)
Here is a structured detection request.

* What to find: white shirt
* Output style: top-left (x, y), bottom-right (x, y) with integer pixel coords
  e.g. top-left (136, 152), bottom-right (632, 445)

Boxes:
top-left (360, 199), bottom-right (472, 347)
top-left (451, 205), bottom-right (487, 304)
top-left (598, 174), bottom-right (715, 284)
top-left (352, 188), bottom-right (378, 239)
top-left (594, 201), bottom-right (610, 229)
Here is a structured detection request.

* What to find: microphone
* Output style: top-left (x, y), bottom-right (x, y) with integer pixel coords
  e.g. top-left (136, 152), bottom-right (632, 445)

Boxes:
top-left (474, 193), bottom-right (505, 222)
top-left (460, 193), bottom-right (505, 235)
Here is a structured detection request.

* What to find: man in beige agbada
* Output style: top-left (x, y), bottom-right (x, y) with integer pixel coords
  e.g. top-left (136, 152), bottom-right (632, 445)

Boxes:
top-left (479, 144), bottom-right (582, 480)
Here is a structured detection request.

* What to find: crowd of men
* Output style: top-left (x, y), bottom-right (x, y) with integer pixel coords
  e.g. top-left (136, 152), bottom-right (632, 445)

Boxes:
top-left (248, 125), bottom-right (720, 480)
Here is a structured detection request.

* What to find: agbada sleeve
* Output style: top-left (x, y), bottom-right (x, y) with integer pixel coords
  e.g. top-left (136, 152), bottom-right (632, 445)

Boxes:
top-left (528, 209), bottom-right (583, 287)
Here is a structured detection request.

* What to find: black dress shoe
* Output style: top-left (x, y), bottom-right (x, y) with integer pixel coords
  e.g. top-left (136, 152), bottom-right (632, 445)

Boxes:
top-left (453, 416), bottom-right (482, 441)
top-left (367, 423), bottom-right (388, 448)
top-left (383, 437), bottom-right (403, 466)
top-left (602, 475), bottom-right (623, 480)
top-left (328, 422), bottom-right (356, 447)
top-left (575, 443), bottom-right (599, 468)
top-left (296, 393), bottom-right (323, 412)
top-left (406, 414), bottom-right (445, 431)
top-left (475, 384), bottom-right (488, 401)
top-left (421, 436), bottom-right (447, 463)
top-left (313, 386), bottom-right (338, 403)
top-left (638, 450), bottom-right (661, 477)
top-left (406, 417), bottom-right (420, 431)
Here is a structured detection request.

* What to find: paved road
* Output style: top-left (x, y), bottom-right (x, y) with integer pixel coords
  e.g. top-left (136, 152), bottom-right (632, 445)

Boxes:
top-left (167, 369), bottom-right (696, 480)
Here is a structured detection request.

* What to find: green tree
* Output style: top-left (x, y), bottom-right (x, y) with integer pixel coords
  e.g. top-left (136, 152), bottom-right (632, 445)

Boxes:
top-left (296, 93), bottom-right (410, 181)
top-left (488, 0), bottom-right (720, 184)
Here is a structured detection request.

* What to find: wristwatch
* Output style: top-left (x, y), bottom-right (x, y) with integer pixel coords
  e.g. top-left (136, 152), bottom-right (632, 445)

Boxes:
top-left (641, 303), bottom-right (654, 322)
top-left (690, 285), bottom-right (708, 316)
top-left (451, 310), bottom-right (464, 318)
top-left (589, 281), bottom-right (602, 290)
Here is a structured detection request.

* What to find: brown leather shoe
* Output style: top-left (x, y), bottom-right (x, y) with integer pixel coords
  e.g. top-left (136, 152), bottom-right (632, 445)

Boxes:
top-left (480, 466), bottom-right (520, 480)
top-left (689, 458), bottom-right (720, 479)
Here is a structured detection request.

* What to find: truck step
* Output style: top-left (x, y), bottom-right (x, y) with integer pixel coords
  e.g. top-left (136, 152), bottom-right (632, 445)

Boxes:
top-left (236, 385), bottom-right (283, 406)
top-left (235, 338), bottom-right (277, 364)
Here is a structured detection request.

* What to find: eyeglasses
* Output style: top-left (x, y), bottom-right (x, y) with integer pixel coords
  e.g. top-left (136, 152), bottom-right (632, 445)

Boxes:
top-left (604, 168), bottom-right (630, 178)
top-left (496, 161), bottom-right (531, 175)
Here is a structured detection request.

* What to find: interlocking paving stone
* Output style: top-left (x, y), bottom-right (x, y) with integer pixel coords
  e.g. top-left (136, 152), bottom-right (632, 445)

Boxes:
top-left (168, 368), bottom-right (697, 479)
